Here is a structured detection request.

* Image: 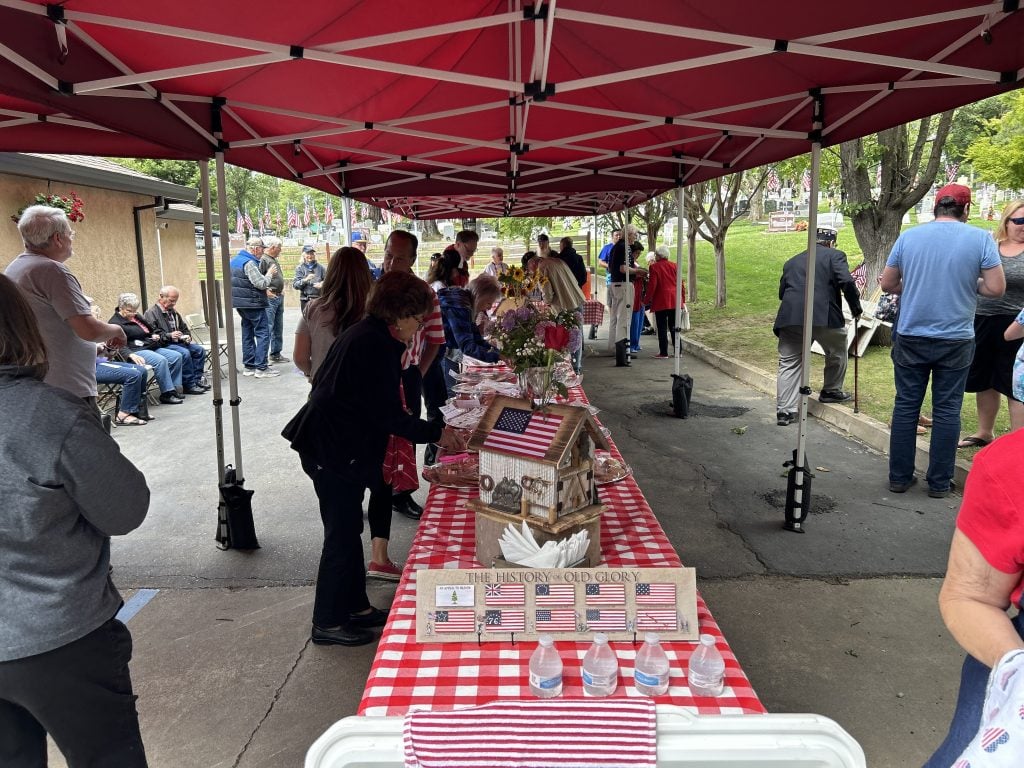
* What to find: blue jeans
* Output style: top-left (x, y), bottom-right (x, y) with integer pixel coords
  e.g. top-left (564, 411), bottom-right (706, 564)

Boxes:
top-left (95, 361), bottom-right (147, 415)
top-left (923, 611), bottom-right (1024, 766)
top-left (237, 307), bottom-right (270, 370)
top-left (168, 342), bottom-right (205, 387)
top-left (889, 333), bottom-right (973, 492)
top-left (131, 349), bottom-right (179, 393)
top-left (151, 347), bottom-right (184, 389)
top-left (265, 294), bottom-right (284, 357)
top-left (630, 309), bottom-right (644, 351)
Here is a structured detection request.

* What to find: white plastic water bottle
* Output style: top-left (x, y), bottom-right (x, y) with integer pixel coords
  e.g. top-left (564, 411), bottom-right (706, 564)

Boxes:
top-left (633, 632), bottom-right (670, 696)
top-left (581, 632), bottom-right (619, 696)
top-left (529, 635), bottom-right (563, 698)
top-left (687, 633), bottom-right (725, 696)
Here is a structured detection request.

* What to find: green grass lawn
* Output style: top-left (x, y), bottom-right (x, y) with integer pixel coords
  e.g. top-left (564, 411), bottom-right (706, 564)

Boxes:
top-left (681, 218), bottom-right (1011, 458)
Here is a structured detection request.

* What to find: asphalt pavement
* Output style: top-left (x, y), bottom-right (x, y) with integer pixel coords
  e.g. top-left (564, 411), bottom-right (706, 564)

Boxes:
top-left (48, 306), bottom-right (971, 767)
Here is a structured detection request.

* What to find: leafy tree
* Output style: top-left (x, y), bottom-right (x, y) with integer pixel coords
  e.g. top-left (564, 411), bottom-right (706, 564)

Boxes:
top-left (112, 158), bottom-right (200, 195)
top-left (635, 191), bottom-right (676, 250)
top-left (947, 95), bottom-right (1007, 168)
top-left (495, 217), bottom-right (552, 249)
top-left (839, 110), bottom-right (954, 288)
top-left (967, 91), bottom-right (1024, 189)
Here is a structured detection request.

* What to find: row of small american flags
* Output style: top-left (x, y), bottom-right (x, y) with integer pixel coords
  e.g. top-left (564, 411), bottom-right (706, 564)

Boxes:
top-left (485, 581), bottom-right (677, 606)
top-left (233, 196), bottom-right (339, 234)
top-left (431, 607), bottom-right (681, 633)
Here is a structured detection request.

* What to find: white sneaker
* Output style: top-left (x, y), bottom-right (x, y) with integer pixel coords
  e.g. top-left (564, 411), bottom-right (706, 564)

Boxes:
top-left (242, 368), bottom-right (256, 376)
top-left (254, 368), bottom-right (280, 378)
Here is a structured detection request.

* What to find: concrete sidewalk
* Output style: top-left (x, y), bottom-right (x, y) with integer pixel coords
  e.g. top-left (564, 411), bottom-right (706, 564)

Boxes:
top-left (49, 309), bottom-right (967, 767)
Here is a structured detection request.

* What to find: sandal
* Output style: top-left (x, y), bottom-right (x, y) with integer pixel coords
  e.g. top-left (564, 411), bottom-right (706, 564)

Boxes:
top-left (956, 436), bottom-right (991, 449)
top-left (114, 413), bottom-right (147, 426)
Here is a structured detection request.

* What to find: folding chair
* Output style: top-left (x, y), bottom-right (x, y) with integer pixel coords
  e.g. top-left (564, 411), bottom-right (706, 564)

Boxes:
top-left (186, 313), bottom-right (230, 380)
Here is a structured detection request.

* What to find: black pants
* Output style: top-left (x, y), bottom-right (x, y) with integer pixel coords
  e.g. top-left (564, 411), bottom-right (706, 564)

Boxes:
top-left (421, 354), bottom-right (446, 465)
top-left (0, 617), bottom-right (147, 767)
top-left (655, 309), bottom-right (677, 356)
top-left (302, 458), bottom-right (372, 627)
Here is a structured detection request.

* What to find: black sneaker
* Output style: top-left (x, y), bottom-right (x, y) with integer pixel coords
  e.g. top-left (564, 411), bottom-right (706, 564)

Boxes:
top-left (928, 480), bottom-right (957, 499)
top-left (889, 476), bottom-right (918, 493)
top-left (777, 411), bottom-right (795, 426)
top-left (819, 389), bottom-right (853, 404)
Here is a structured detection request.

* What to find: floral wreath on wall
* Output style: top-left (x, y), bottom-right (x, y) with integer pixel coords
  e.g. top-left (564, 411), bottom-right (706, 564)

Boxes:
top-left (11, 192), bottom-right (85, 224)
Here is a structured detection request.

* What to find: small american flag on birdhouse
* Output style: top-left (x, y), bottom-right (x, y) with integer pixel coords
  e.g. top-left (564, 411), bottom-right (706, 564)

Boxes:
top-left (481, 406), bottom-right (562, 459)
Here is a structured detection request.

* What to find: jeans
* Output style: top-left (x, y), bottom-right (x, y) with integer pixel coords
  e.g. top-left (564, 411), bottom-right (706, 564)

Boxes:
top-left (0, 617), bottom-right (147, 768)
top-left (237, 307), bottom-right (270, 370)
top-left (265, 294), bottom-right (285, 356)
top-left (923, 611), bottom-right (1024, 766)
top-left (168, 342), bottom-right (206, 387)
top-left (151, 347), bottom-right (185, 389)
top-left (95, 361), bottom-right (147, 415)
top-left (301, 457), bottom-right (372, 627)
top-left (889, 333), bottom-right (974, 492)
top-left (630, 309), bottom-right (644, 351)
top-left (131, 348), bottom-right (179, 393)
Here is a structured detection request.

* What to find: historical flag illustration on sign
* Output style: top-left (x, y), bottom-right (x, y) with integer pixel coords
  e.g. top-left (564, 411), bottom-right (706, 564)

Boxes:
top-left (585, 583), bottom-right (625, 605)
top-left (484, 583), bottom-right (525, 606)
top-left (535, 583), bottom-right (575, 606)
top-left (481, 406), bottom-right (562, 459)
top-left (484, 609), bottom-right (525, 633)
top-left (635, 583), bottom-right (676, 604)
top-left (535, 609), bottom-right (577, 632)
top-left (586, 608), bottom-right (626, 632)
top-left (433, 609), bottom-right (476, 633)
top-left (636, 609), bottom-right (678, 632)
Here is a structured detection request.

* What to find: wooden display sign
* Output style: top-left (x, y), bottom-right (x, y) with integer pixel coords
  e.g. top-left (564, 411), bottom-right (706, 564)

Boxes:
top-left (415, 567), bottom-right (697, 643)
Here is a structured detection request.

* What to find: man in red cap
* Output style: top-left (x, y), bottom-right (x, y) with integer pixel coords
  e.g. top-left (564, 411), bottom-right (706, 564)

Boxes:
top-left (880, 183), bottom-right (1005, 499)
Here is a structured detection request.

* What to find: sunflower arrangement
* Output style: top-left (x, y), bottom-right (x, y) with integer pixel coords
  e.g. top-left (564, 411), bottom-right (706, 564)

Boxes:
top-left (497, 264), bottom-right (547, 300)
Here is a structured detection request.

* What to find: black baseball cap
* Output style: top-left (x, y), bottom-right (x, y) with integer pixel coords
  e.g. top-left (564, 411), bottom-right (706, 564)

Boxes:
top-left (816, 227), bottom-right (837, 243)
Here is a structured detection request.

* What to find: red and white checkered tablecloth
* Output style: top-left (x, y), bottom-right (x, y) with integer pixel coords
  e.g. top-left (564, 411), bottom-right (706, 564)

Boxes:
top-left (582, 299), bottom-right (604, 326)
top-left (359, 385), bottom-right (765, 717)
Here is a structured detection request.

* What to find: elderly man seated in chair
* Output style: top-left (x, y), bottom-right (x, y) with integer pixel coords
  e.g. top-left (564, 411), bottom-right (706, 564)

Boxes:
top-left (143, 285), bottom-right (209, 393)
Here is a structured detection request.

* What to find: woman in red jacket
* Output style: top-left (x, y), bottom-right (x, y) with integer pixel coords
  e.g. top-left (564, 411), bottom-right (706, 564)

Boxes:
top-left (646, 245), bottom-right (684, 358)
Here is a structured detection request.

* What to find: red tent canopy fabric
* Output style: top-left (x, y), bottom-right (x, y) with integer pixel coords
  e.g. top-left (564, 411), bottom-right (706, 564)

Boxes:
top-left (0, 1), bottom-right (1021, 216)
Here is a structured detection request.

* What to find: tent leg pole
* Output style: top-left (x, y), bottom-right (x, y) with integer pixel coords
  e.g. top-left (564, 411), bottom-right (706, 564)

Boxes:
top-left (214, 151), bottom-right (245, 481)
top-left (198, 160), bottom-right (226, 485)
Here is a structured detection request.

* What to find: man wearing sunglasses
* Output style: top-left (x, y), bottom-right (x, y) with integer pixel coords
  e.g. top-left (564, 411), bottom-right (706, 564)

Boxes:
top-left (881, 183), bottom-right (1005, 500)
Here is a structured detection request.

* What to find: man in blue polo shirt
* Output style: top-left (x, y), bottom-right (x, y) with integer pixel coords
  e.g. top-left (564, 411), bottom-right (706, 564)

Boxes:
top-left (881, 184), bottom-right (1005, 498)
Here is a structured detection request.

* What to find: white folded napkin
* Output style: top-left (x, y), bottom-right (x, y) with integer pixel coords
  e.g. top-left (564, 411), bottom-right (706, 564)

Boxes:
top-left (952, 649), bottom-right (1024, 766)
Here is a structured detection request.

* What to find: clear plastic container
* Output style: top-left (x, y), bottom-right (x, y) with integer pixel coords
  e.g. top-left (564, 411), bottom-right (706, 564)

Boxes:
top-left (529, 635), bottom-right (563, 698)
top-left (687, 634), bottom-right (725, 697)
top-left (581, 632), bottom-right (619, 696)
top-left (634, 632), bottom-right (671, 696)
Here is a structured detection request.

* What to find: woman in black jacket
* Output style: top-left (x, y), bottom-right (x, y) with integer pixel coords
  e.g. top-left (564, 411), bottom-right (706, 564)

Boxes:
top-left (282, 271), bottom-right (446, 647)
top-left (108, 292), bottom-right (192, 402)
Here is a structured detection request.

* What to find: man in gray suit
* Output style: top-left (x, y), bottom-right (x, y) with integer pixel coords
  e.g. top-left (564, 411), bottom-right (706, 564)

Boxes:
top-left (773, 227), bottom-right (862, 426)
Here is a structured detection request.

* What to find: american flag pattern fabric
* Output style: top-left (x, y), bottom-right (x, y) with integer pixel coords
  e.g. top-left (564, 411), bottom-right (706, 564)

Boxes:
top-left (325, 198), bottom-right (334, 225)
top-left (950, 649), bottom-right (1024, 766)
top-left (585, 582), bottom-right (625, 605)
top-left (635, 582), bottom-right (676, 604)
top-left (287, 204), bottom-right (298, 228)
top-left (403, 699), bottom-right (657, 768)
top-left (851, 262), bottom-right (868, 294)
top-left (303, 196), bottom-right (311, 227)
top-left (982, 727), bottom-right (1009, 752)
top-left (433, 609), bottom-right (476, 633)
top-left (401, 291), bottom-right (443, 369)
top-left (534, 583), bottom-right (575, 606)
top-left (636, 609), bottom-right (677, 632)
top-left (235, 208), bottom-right (244, 235)
top-left (243, 209), bottom-right (254, 233)
top-left (484, 583), bottom-right (525, 606)
top-left (535, 608), bottom-right (577, 632)
top-left (484, 609), bottom-right (525, 633)
top-left (586, 608), bottom-right (626, 632)
top-left (481, 407), bottom-right (562, 459)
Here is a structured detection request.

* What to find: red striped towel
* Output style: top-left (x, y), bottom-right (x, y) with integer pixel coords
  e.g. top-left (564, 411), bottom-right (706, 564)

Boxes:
top-left (403, 699), bottom-right (656, 768)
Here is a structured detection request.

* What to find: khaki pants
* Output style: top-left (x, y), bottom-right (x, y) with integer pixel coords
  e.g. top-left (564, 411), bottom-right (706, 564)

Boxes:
top-left (776, 325), bottom-right (849, 414)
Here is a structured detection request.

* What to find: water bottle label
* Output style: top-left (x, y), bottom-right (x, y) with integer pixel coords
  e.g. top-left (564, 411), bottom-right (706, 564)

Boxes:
top-left (634, 670), bottom-right (665, 687)
top-left (582, 669), bottom-right (614, 687)
top-left (529, 672), bottom-right (562, 690)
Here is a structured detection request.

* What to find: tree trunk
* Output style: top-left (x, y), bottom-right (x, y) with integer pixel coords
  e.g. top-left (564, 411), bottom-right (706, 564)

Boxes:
top-left (849, 207), bottom-right (905, 288)
top-left (420, 220), bottom-right (441, 240)
top-left (713, 234), bottom-right (727, 308)
top-left (748, 193), bottom-right (763, 222)
top-left (687, 226), bottom-right (698, 303)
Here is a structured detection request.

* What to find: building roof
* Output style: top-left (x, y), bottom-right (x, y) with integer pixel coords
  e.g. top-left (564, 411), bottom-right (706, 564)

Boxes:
top-left (0, 153), bottom-right (197, 202)
top-left (468, 396), bottom-right (610, 465)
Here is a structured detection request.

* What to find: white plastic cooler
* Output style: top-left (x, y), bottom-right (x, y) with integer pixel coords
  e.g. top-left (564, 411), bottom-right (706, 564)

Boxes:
top-left (306, 704), bottom-right (866, 768)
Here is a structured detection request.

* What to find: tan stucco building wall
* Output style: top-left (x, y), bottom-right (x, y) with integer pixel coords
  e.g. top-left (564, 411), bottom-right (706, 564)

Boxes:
top-left (1, 177), bottom-right (202, 320)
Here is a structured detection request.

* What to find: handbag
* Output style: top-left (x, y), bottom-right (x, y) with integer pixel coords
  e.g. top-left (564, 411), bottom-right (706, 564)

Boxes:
top-left (671, 373), bottom-right (693, 419)
top-left (875, 293), bottom-right (899, 323)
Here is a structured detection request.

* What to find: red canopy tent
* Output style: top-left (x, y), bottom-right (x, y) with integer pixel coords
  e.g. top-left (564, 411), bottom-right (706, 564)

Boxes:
top-left (1, 0), bottom-right (1021, 532)
top-left (0, 1), bottom-right (1021, 217)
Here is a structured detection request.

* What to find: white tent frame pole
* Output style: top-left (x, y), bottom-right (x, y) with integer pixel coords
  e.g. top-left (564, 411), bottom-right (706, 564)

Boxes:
top-left (674, 185), bottom-right (685, 377)
top-left (198, 159), bottom-right (227, 484)
top-left (214, 151), bottom-right (245, 480)
top-left (342, 197), bottom-right (353, 247)
top-left (790, 139), bottom-right (823, 532)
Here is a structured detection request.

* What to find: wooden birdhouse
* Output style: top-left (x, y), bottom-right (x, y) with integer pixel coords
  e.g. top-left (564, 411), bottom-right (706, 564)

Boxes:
top-left (466, 395), bottom-right (610, 568)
